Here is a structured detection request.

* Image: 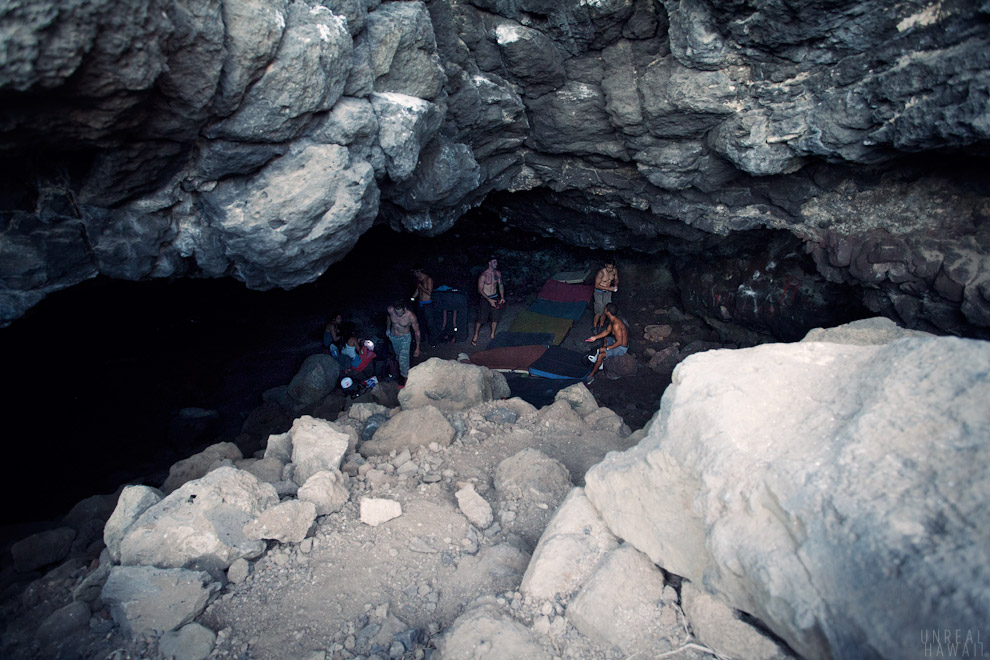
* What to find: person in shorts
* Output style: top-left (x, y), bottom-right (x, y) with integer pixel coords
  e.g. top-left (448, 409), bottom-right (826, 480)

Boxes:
top-left (472, 256), bottom-right (504, 346)
top-left (593, 259), bottom-right (619, 331)
top-left (584, 302), bottom-right (628, 384)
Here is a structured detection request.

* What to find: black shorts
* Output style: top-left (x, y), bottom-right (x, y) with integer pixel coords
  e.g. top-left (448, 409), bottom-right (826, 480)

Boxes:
top-left (476, 298), bottom-right (503, 324)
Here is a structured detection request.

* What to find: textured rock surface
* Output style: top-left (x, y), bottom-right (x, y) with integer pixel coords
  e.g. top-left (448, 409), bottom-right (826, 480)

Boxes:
top-left (118, 467), bottom-right (278, 575)
top-left (435, 601), bottom-right (550, 660)
top-left (2, 0), bottom-right (988, 338)
top-left (399, 358), bottom-right (511, 411)
top-left (360, 404), bottom-right (456, 456)
top-left (101, 565), bottom-right (220, 638)
top-left (584, 333), bottom-right (990, 660)
top-left (519, 488), bottom-right (619, 601)
top-left (566, 544), bottom-right (680, 657)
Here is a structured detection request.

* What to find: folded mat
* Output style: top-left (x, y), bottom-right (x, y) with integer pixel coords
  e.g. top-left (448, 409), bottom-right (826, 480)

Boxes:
top-left (538, 279), bottom-right (595, 303)
top-left (469, 345), bottom-right (547, 372)
top-left (509, 310), bottom-right (573, 345)
top-left (528, 298), bottom-right (588, 321)
top-left (528, 345), bottom-right (593, 380)
top-left (502, 373), bottom-right (584, 409)
top-left (487, 331), bottom-right (555, 349)
top-left (552, 269), bottom-right (590, 284)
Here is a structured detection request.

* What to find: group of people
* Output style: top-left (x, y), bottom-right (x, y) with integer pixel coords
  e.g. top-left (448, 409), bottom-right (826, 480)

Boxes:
top-left (324, 256), bottom-right (628, 388)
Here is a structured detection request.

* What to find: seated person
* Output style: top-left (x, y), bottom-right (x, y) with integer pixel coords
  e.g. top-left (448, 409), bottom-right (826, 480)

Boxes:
top-left (584, 302), bottom-right (628, 384)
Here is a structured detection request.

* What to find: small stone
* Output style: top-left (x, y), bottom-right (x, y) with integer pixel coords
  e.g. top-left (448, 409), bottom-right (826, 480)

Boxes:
top-left (361, 498), bottom-right (402, 526)
top-left (227, 558), bottom-right (250, 584)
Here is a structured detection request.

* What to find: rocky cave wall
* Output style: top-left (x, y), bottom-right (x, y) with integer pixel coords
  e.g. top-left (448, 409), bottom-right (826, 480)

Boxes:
top-left (1, 0), bottom-right (989, 336)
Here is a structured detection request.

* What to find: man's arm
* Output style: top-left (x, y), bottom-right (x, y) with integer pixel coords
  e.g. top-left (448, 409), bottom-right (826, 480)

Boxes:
top-left (497, 272), bottom-right (504, 303)
top-left (411, 315), bottom-right (421, 355)
top-left (612, 270), bottom-right (619, 291)
top-left (424, 276), bottom-right (434, 298)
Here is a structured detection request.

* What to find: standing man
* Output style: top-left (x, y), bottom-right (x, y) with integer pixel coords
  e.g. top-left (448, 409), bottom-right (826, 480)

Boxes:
top-left (472, 256), bottom-right (504, 346)
top-left (593, 259), bottom-right (619, 331)
top-left (584, 302), bottom-right (628, 384)
top-left (412, 266), bottom-right (435, 345)
top-left (387, 300), bottom-right (420, 381)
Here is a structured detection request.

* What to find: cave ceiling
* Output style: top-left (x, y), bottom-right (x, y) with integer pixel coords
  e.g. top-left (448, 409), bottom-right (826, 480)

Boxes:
top-left (0, 0), bottom-right (988, 335)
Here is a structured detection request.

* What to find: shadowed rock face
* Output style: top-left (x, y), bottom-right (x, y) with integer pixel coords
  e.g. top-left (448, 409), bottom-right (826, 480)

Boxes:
top-left (1, 0), bottom-right (988, 336)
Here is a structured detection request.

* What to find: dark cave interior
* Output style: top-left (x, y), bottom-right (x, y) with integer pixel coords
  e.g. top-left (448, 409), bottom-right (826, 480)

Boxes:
top-left (0, 207), bottom-right (875, 526)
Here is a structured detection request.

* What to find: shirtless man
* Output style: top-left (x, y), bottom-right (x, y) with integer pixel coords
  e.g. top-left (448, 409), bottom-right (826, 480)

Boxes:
top-left (386, 300), bottom-right (420, 380)
top-left (472, 256), bottom-right (504, 346)
top-left (593, 259), bottom-right (619, 331)
top-left (412, 266), bottom-right (435, 345)
top-left (584, 302), bottom-right (628, 384)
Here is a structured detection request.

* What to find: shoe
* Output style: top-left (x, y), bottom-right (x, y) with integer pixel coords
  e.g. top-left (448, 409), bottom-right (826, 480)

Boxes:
top-left (585, 377), bottom-right (594, 385)
top-left (587, 354), bottom-right (596, 363)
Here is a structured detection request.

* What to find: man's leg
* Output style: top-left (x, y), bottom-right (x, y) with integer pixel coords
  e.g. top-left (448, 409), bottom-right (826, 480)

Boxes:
top-left (588, 351), bottom-right (606, 380)
top-left (472, 321), bottom-right (481, 345)
top-left (489, 321), bottom-right (497, 339)
top-left (390, 333), bottom-right (412, 378)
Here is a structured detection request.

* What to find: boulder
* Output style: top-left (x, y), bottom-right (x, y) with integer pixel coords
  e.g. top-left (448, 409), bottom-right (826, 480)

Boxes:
top-left (553, 383), bottom-right (599, 418)
top-left (36, 601), bottom-right (91, 647)
top-left (520, 488), bottom-right (620, 601)
top-left (494, 449), bottom-right (572, 548)
top-left (681, 580), bottom-right (791, 660)
top-left (234, 456), bottom-right (285, 484)
top-left (158, 622), bottom-right (217, 660)
top-left (399, 358), bottom-right (510, 411)
top-left (801, 316), bottom-right (931, 345)
top-left (297, 470), bottom-right (351, 516)
top-left (585, 336), bottom-right (990, 660)
top-left (119, 467), bottom-right (278, 575)
top-left (243, 500), bottom-right (316, 544)
top-left (438, 545), bottom-right (531, 620)
top-left (101, 565), bottom-right (220, 638)
top-left (104, 485), bottom-right (163, 564)
top-left (287, 353), bottom-right (342, 407)
top-left (161, 442), bottom-right (243, 494)
top-left (566, 544), bottom-right (680, 657)
top-left (435, 601), bottom-right (550, 660)
top-left (360, 405), bottom-right (455, 457)
top-left (288, 415), bottom-right (352, 485)
top-left (11, 527), bottom-right (76, 573)
top-left (494, 449), bottom-right (571, 503)
top-left (647, 344), bottom-right (681, 373)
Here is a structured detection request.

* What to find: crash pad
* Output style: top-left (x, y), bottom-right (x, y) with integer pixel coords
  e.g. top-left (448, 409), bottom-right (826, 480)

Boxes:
top-left (538, 279), bottom-right (594, 304)
top-left (502, 373), bottom-right (584, 409)
top-left (528, 346), bottom-right (594, 380)
top-left (528, 298), bottom-right (588, 321)
top-left (509, 310), bottom-right (573, 345)
top-left (469, 345), bottom-right (548, 372)
top-left (551, 269), bottom-right (591, 284)
top-left (487, 332), bottom-right (556, 349)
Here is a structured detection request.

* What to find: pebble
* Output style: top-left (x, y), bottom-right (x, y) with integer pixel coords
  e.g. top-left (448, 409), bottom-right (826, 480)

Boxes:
top-left (299, 538), bottom-right (313, 554)
top-left (421, 473), bottom-right (442, 483)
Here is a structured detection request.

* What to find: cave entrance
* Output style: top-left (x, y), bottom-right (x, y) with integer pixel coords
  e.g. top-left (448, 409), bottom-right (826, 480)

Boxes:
top-left (0, 212), bottom-right (871, 525)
